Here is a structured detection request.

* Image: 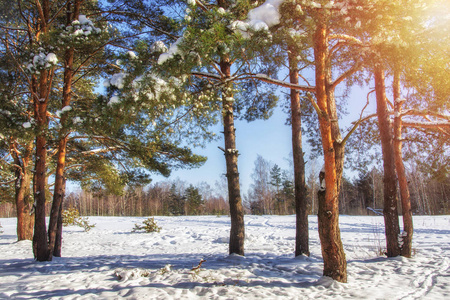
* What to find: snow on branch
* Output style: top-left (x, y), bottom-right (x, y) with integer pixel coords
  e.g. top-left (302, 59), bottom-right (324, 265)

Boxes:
top-left (401, 110), bottom-right (450, 122)
top-left (402, 121), bottom-right (450, 129)
top-left (329, 34), bottom-right (363, 45)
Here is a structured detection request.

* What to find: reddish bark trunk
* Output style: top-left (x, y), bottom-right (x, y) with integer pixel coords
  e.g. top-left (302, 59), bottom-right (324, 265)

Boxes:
top-left (13, 142), bottom-right (34, 241)
top-left (47, 1), bottom-right (81, 260)
top-left (393, 70), bottom-right (413, 257)
top-left (32, 0), bottom-right (52, 261)
top-left (220, 58), bottom-right (245, 256)
top-left (374, 65), bottom-right (401, 257)
top-left (314, 21), bottom-right (347, 283)
top-left (288, 49), bottom-right (309, 257)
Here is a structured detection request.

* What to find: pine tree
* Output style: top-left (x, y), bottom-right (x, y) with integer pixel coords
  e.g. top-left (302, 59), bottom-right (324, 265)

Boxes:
top-left (185, 185), bottom-right (204, 215)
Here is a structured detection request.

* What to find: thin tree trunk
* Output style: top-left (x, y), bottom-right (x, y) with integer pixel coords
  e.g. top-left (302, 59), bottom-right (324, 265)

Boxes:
top-left (53, 189), bottom-right (64, 257)
top-left (13, 142), bottom-right (34, 240)
top-left (220, 58), bottom-right (245, 255)
top-left (288, 48), bottom-right (309, 257)
top-left (314, 20), bottom-right (347, 282)
top-left (393, 70), bottom-right (413, 257)
top-left (374, 64), bottom-right (401, 257)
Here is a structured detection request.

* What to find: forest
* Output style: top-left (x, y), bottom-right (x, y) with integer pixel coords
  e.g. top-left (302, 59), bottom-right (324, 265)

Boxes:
top-left (0, 0), bottom-right (449, 284)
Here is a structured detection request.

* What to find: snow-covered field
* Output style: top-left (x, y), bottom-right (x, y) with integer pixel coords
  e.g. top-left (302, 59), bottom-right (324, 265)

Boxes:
top-left (1, 215), bottom-right (449, 299)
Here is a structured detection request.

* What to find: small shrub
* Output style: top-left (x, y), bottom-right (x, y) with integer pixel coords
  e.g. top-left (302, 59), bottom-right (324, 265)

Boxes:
top-left (62, 207), bottom-right (95, 232)
top-left (0, 222), bottom-right (3, 234)
top-left (132, 217), bottom-right (161, 233)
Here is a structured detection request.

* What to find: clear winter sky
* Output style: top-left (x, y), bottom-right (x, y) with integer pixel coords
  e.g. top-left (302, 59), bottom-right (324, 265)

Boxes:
top-left (149, 84), bottom-right (376, 194)
top-left (66, 80), bottom-right (375, 195)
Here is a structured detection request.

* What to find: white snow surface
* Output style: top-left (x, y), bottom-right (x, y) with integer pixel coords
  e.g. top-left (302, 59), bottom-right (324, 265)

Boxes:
top-left (1, 215), bottom-right (449, 299)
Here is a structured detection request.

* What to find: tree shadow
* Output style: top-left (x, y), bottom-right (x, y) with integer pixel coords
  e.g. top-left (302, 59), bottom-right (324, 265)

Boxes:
top-left (1, 252), bottom-right (323, 299)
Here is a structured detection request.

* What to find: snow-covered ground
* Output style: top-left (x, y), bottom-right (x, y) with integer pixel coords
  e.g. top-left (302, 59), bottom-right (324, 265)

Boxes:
top-left (1, 215), bottom-right (449, 299)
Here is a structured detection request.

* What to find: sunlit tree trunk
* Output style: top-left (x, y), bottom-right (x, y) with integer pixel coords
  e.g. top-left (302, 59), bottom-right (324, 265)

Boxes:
top-left (374, 64), bottom-right (401, 257)
top-left (288, 48), bottom-right (309, 257)
top-left (47, 0), bottom-right (81, 260)
top-left (393, 69), bottom-right (413, 257)
top-left (314, 20), bottom-right (347, 282)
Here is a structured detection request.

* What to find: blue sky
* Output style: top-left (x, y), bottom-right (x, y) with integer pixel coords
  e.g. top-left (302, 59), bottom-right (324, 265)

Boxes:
top-left (150, 85), bottom-right (377, 194)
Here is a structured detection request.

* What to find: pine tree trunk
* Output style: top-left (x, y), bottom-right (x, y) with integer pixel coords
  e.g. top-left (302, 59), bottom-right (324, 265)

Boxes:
top-left (48, 136), bottom-right (68, 259)
top-left (374, 64), bottom-right (401, 257)
top-left (314, 21), bottom-right (347, 283)
top-left (220, 58), bottom-right (245, 256)
top-left (32, 0), bottom-right (52, 262)
top-left (393, 70), bottom-right (413, 257)
top-left (47, 2), bottom-right (80, 260)
top-left (53, 193), bottom-right (64, 257)
top-left (33, 71), bottom-right (51, 261)
top-left (13, 142), bottom-right (34, 241)
top-left (288, 49), bottom-right (309, 257)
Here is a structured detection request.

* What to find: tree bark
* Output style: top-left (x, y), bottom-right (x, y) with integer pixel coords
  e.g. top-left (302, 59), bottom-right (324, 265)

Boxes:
top-left (13, 142), bottom-right (34, 241)
top-left (33, 72), bottom-right (51, 261)
top-left (374, 64), bottom-right (401, 257)
top-left (393, 69), bottom-right (413, 257)
top-left (314, 20), bottom-right (347, 283)
top-left (53, 191), bottom-right (64, 257)
top-left (32, 0), bottom-right (51, 261)
top-left (288, 48), bottom-right (309, 257)
top-left (220, 58), bottom-right (245, 256)
top-left (47, 1), bottom-right (81, 260)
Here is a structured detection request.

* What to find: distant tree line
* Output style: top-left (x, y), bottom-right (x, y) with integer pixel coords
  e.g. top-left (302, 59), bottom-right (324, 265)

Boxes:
top-left (1, 159), bottom-right (447, 218)
top-left (244, 155), bottom-right (450, 217)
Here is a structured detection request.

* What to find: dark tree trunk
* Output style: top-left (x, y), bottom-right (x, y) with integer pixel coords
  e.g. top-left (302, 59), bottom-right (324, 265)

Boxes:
top-left (393, 69), bottom-right (413, 257)
top-left (53, 192), bottom-right (64, 257)
top-left (32, 0), bottom-right (52, 260)
top-left (33, 72), bottom-right (51, 261)
top-left (47, 136), bottom-right (67, 259)
top-left (374, 64), bottom-right (401, 257)
top-left (288, 49), bottom-right (309, 257)
top-left (13, 142), bottom-right (34, 241)
top-left (314, 20), bottom-right (347, 283)
top-left (219, 59), bottom-right (245, 256)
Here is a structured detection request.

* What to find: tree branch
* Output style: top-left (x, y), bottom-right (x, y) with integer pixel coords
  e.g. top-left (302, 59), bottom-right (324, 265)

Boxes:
top-left (331, 61), bottom-right (362, 90)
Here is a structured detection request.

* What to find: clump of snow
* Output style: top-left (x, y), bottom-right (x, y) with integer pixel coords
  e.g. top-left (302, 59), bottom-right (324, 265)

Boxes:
top-left (231, 0), bottom-right (284, 38)
top-left (106, 73), bottom-right (128, 89)
top-left (60, 14), bottom-right (101, 41)
top-left (61, 106), bottom-right (72, 113)
top-left (128, 51), bottom-right (137, 59)
top-left (108, 95), bottom-right (120, 106)
top-left (22, 122), bottom-right (31, 128)
top-left (26, 49), bottom-right (58, 73)
top-left (150, 41), bottom-right (168, 53)
top-left (157, 38), bottom-right (183, 65)
top-left (46, 53), bottom-right (58, 65)
top-left (248, 0), bottom-right (283, 28)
